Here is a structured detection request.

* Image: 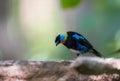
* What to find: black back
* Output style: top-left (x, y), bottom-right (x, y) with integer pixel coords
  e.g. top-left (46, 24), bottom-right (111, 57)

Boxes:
top-left (67, 31), bottom-right (93, 49)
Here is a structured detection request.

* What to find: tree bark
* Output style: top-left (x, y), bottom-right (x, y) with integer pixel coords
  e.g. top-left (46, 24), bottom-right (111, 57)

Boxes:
top-left (0, 57), bottom-right (120, 81)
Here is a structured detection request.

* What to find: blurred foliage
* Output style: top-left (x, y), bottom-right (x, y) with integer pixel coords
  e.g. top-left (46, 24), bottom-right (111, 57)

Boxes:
top-left (61, 0), bottom-right (82, 9)
top-left (0, 0), bottom-right (120, 60)
top-left (115, 31), bottom-right (120, 51)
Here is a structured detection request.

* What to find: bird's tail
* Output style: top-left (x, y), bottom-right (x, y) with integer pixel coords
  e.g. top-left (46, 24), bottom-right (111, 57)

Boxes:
top-left (112, 49), bottom-right (120, 54)
top-left (92, 49), bottom-right (103, 57)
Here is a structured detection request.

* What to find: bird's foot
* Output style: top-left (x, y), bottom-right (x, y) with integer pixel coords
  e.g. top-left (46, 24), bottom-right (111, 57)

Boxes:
top-left (77, 53), bottom-right (80, 57)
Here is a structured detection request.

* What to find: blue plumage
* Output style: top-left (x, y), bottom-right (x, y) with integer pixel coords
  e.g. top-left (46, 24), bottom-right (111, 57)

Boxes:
top-left (76, 44), bottom-right (89, 52)
top-left (55, 31), bottom-right (102, 57)
top-left (60, 34), bottom-right (65, 41)
top-left (73, 34), bottom-right (84, 40)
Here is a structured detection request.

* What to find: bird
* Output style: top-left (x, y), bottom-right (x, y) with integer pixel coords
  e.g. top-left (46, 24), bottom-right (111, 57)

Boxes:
top-left (55, 31), bottom-right (102, 57)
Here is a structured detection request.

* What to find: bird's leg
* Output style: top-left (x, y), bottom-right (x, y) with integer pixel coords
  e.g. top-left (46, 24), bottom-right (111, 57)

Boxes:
top-left (77, 53), bottom-right (80, 57)
top-left (68, 54), bottom-right (79, 62)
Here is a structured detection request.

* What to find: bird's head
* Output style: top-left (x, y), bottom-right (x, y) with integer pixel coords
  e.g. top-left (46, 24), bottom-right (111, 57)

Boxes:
top-left (55, 33), bottom-right (67, 46)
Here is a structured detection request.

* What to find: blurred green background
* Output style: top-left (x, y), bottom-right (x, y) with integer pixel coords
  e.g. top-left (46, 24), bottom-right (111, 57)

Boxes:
top-left (0, 0), bottom-right (120, 60)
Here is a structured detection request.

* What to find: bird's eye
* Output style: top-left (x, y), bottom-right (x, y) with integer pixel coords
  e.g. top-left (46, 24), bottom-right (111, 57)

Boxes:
top-left (55, 35), bottom-right (61, 46)
top-left (55, 35), bottom-right (60, 43)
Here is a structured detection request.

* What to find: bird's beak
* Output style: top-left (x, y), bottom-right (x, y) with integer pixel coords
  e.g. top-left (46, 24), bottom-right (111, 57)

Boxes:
top-left (55, 41), bottom-right (60, 46)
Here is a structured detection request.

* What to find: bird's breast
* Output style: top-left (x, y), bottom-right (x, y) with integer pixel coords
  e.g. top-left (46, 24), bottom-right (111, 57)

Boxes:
top-left (70, 49), bottom-right (80, 54)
